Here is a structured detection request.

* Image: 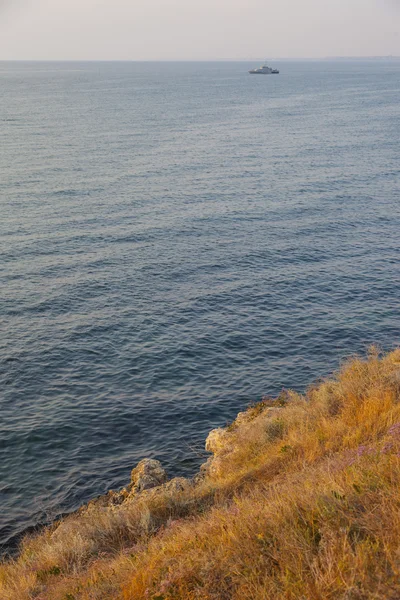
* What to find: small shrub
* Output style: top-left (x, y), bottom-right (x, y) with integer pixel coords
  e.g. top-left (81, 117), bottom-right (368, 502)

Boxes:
top-left (265, 419), bottom-right (286, 442)
top-left (280, 444), bottom-right (293, 454)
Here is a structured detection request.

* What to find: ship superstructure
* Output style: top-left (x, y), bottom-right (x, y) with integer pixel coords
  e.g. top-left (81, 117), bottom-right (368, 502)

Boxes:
top-left (249, 64), bottom-right (279, 74)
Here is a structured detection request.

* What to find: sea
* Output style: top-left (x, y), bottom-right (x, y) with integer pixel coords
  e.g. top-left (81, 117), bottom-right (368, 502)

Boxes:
top-left (1, 60), bottom-right (399, 553)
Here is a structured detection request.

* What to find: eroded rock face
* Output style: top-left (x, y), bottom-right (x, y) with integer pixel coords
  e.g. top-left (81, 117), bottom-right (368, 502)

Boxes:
top-left (77, 402), bottom-right (286, 516)
top-left (163, 477), bottom-right (191, 494)
top-left (205, 428), bottom-right (229, 454)
top-left (203, 406), bottom-right (285, 479)
top-left (79, 461), bottom-right (190, 514)
top-left (130, 458), bottom-right (168, 492)
top-left (204, 428), bottom-right (235, 479)
top-left (136, 476), bottom-right (192, 502)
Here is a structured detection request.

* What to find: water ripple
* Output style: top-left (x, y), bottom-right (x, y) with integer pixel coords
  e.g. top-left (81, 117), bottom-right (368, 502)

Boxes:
top-left (1, 60), bottom-right (400, 553)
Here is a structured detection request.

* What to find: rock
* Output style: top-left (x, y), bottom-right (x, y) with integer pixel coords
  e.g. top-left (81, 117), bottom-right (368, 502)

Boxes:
top-left (205, 428), bottom-right (229, 455)
top-left (204, 456), bottom-right (225, 479)
top-left (192, 460), bottom-right (211, 485)
top-left (135, 476), bottom-right (192, 502)
top-left (163, 477), bottom-right (191, 494)
top-left (235, 411), bottom-right (250, 425)
top-left (130, 458), bottom-right (168, 492)
top-left (204, 428), bottom-right (236, 480)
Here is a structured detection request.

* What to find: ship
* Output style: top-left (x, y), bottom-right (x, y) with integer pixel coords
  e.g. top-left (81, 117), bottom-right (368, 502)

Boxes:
top-left (249, 64), bottom-right (279, 74)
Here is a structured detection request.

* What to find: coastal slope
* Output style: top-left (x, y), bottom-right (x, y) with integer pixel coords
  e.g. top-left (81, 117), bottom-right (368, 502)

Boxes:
top-left (1, 348), bottom-right (400, 599)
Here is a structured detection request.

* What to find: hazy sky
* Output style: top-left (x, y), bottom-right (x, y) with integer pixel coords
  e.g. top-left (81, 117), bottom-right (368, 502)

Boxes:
top-left (0, 0), bottom-right (399, 60)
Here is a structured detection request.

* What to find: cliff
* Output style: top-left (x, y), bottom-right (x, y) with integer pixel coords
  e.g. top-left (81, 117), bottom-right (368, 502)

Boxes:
top-left (1, 348), bottom-right (400, 599)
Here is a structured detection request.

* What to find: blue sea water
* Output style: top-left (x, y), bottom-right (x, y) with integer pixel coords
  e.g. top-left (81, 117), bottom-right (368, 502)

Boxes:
top-left (0, 60), bottom-right (399, 551)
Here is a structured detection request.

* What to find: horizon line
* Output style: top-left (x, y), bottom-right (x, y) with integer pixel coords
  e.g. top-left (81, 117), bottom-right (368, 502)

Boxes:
top-left (1, 55), bottom-right (400, 63)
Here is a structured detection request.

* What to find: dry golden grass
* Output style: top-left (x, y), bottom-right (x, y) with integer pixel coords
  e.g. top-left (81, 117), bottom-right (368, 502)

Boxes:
top-left (1, 347), bottom-right (400, 600)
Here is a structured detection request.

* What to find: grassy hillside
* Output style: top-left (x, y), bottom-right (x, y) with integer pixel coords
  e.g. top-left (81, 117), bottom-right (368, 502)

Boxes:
top-left (1, 347), bottom-right (400, 599)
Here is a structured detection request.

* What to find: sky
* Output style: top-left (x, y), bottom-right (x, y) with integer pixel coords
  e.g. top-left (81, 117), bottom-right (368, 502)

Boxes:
top-left (0, 0), bottom-right (399, 60)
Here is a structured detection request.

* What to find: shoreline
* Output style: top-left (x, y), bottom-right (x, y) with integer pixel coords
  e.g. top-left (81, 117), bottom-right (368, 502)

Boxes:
top-left (1, 388), bottom-right (286, 559)
top-left (2, 348), bottom-right (400, 599)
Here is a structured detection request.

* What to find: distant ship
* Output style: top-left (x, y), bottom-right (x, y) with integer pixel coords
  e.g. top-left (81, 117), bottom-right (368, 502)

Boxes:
top-left (249, 64), bottom-right (279, 74)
